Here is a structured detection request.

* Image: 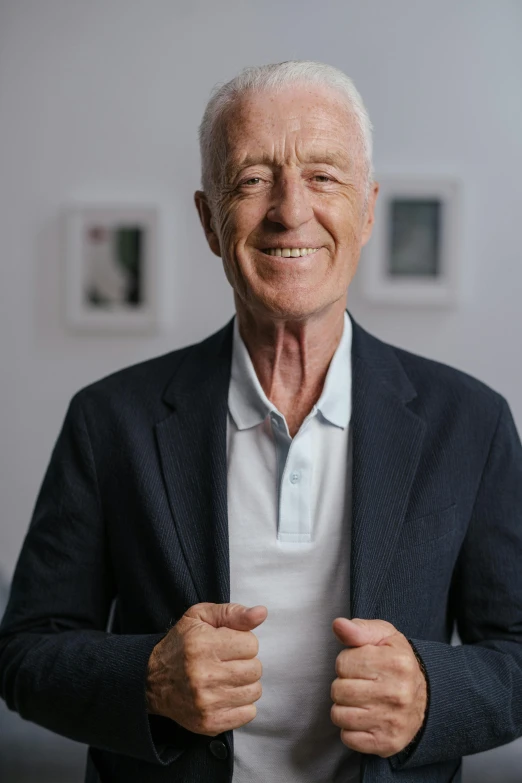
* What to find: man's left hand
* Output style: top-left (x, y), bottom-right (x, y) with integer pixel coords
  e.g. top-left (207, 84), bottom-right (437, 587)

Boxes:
top-left (330, 617), bottom-right (428, 758)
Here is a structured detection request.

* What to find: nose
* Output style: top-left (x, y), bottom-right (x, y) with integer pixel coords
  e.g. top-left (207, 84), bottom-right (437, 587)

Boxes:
top-left (266, 175), bottom-right (313, 230)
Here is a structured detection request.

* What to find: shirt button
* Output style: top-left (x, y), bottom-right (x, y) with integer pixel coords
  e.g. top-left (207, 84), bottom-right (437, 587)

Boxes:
top-left (208, 740), bottom-right (228, 760)
top-left (290, 471), bottom-right (301, 484)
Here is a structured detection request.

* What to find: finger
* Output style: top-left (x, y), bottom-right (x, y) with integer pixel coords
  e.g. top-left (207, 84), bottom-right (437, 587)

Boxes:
top-left (211, 658), bottom-right (263, 687)
top-left (211, 680), bottom-right (263, 711)
top-left (340, 729), bottom-right (380, 756)
top-left (333, 617), bottom-right (397, 648)
top-left (335, 645), bottom-right (382, 679)
top-left (213, 626), bottom-right (260, 661)
top-left (189, 602), bottom-right (268, 631)
top-left (211, 703), bottom-right (258, 735)
top-left (336, 643), bottom-right (419, 688)
top-left (330, 704), bottom-right (373, 732)
top-left (330, 677), bottom-right (378, 708)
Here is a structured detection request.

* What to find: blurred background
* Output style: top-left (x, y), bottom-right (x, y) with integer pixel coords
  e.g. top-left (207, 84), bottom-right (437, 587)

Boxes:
top-left (1, 1), bottom-right (521, 780)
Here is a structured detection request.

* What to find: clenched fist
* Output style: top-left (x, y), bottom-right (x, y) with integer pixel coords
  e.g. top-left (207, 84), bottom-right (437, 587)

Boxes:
top-left (330, 618), bottom-right (428, 758)
top-left (146, 602), bottom-right (267, 736)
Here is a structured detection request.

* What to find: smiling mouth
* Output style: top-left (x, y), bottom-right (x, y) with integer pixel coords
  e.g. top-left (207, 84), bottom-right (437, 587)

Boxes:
top-left (261, 247), bottom-right (320, 258)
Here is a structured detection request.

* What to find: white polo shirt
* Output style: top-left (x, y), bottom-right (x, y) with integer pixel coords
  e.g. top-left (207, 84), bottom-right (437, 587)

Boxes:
top-left (227, 311), bottom-right (361, 783)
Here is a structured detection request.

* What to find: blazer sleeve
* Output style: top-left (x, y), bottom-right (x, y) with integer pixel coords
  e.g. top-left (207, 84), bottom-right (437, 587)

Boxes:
top-left (0, 392), bottom-right (188, 766)
top-left (390, 395), bottom-right (522, 771)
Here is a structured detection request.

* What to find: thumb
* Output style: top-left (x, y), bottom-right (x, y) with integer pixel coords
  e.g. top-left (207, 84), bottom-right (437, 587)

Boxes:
top-left (332, 617), bottom-right (397, 647)
top-left (188, 602), bottom-right (268, 631)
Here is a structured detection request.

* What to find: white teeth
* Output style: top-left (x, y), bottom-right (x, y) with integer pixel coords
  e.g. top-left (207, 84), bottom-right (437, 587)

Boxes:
top-left (263, 247), bottom-right (318, 258)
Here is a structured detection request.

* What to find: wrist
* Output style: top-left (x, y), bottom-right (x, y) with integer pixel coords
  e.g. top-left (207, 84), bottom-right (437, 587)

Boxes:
top-left (145, 643), bottom-right (163, 715)
top-left (401, 638), bottom-right (430, 756)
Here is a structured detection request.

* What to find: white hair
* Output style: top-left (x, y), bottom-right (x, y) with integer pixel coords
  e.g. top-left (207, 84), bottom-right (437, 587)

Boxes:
top-left (198, 60), bottom-right (374, 203)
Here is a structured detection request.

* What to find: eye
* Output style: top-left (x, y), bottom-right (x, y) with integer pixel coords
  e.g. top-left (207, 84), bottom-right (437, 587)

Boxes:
top-left (242, 177), bottom-right (262, 186)
top-left (312, 175), bottom-right (332, 183)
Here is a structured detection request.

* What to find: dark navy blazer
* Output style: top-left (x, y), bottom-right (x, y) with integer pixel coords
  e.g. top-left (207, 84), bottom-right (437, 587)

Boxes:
top-left (1, 313), bottom-right (522, 783)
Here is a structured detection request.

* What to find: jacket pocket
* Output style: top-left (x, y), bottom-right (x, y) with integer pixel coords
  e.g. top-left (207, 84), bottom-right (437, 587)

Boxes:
top-left (394, 503), bottom-right (457, 555)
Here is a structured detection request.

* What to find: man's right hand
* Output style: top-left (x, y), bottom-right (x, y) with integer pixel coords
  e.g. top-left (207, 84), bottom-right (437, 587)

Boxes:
top-left (145, 602), bottom-right (267, 736)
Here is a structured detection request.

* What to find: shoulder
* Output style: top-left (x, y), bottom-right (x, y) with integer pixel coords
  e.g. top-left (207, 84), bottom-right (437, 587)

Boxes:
top-left (395, 344), bottom-right (503, 409)
top-left (391, 343), bottom-right (507, 448)
top-left (73, 345), bottom-right (189, 407)
top-left (351, 317), bottom-right (506, 434)
top-left (68, 319), bottom-right (233, 421)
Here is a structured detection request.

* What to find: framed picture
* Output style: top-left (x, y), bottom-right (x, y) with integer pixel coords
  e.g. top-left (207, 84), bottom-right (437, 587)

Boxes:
top-left (64, 203), bottom-right (166, 333)
top-left (360, 177), bottom-right (461, 307)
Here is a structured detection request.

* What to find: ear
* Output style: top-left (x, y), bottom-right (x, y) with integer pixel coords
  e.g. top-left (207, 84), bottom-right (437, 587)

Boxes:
top-left (194, 191), bottom-right (222, 257)
top-left (361, 180), bottom-right (379, 247)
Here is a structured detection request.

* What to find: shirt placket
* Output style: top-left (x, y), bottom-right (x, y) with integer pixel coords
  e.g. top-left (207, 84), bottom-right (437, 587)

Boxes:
top-left (271, 413), bottom-right (314, 543)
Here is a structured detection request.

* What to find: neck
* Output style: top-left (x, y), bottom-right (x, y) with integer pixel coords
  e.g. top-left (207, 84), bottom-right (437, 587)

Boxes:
top-left (234, 295), bottom-right (348, 436)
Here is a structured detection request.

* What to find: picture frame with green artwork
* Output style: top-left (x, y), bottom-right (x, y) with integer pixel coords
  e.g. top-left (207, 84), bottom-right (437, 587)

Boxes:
top-left (360, 177), bottom-right (461, 307)
top-left (64, 203), bottom-right (165, 333)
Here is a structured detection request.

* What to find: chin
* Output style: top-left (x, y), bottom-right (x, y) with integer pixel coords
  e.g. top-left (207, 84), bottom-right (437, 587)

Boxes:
top-left (252, 289), bottom-right (336, 321)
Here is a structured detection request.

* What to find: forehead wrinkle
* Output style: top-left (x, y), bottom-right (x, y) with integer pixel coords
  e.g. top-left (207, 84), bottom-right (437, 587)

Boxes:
top-left (293, 136), bottom-right (352, 169)
top-left (221, 93), bottom-right (363, 184)
top-left (226, 147), bottom-right (354, 183)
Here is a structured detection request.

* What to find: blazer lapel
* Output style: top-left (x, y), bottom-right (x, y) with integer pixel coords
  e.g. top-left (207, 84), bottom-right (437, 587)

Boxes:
top-left (154, 320), bottom-right (234, 607)
top-left (350, 317), bottom-right (426, 621)
top-left (154, 312), bottom-right (425, 625)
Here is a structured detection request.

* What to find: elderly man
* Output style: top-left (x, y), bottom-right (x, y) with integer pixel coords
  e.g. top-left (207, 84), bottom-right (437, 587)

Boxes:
top-left (1, 61), bottom-right (522, 783)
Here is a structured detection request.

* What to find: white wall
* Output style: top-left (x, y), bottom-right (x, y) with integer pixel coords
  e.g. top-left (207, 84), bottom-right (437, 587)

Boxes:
top-left (1, 1), bottom-right (522, 777)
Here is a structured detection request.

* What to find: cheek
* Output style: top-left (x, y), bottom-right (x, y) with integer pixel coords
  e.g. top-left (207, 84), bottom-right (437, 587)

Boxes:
top-left (218, 200), bottom-right (264, 256)
top-left (315, 198), bottom-right (363, 247)
top-left (337, 218), bottom-right (364, 253)
top-left (214, 209), bottom-right (249, 286)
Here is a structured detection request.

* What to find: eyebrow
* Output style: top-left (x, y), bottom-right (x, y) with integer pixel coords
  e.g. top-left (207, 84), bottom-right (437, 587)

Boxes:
top-left (225, 150), bottom-right (352, 180)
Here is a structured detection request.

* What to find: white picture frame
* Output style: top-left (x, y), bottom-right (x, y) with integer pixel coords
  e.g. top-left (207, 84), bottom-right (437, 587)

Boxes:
top-left (360, 176), bottom-right (462, 307)
top-left (64, 202), bottom-right (166, 333)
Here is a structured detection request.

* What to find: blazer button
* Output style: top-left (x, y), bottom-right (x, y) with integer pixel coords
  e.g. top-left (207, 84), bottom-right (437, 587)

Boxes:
top-left (208, 740), bottom-right (228, 760)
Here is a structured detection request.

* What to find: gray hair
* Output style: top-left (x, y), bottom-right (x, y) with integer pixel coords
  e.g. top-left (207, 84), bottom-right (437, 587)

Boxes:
top-left (198, 60), bottom-right (374, 203)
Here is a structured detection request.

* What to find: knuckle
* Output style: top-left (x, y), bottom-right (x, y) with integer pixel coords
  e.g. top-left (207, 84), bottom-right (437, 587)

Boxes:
top-left (383, 715), bottom-right (405, 748)
top-left (341, 728), bottom-right (366, 752)
top-left (185, 602), bottom-right (213, 623)
top-left (223, 603), bottom-right (239, 620)
top-left (193, 601), bottom-right (213, 613)
top-left (188, 661), bottom-right (207, 688)
top-left (360, 731), bottom-right (384, 756)
top-left (192, 683), bottom-right (212, 714)
top-left (330, 703), bottom-right (342, 727)
top-left (378, 737), bottom-right (400, 758)
top-left (335, 651), bottom-right (347, 677)
top-left (248, 632), bottom-right (260, 657)
top-left (183, 635), bottom-right (202, 662)
top-left (395, 652), bottom-right (414, 675)
top-left (199, 713), bottom-right (221, 736)
top-left (367, 733), bottom-right (380, 753)
top-left (392, 717), bottom-right (406, 738)
top-left (224, 602), bottom-right (245, 625)
top-left (383, 681), bottom-right (409, 708)
top-left (394, 681), bottom-right (412, 708)
top-left (243, 704), bottom-right (257, 724)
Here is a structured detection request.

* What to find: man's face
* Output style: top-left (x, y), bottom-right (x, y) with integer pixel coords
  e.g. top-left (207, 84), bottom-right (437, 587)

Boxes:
top-left (196, 85), bottom-right (378, 320)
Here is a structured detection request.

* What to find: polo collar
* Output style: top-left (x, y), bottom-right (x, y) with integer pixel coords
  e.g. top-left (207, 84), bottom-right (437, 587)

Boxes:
top-left (228, 311), bottom-right (352, 431)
